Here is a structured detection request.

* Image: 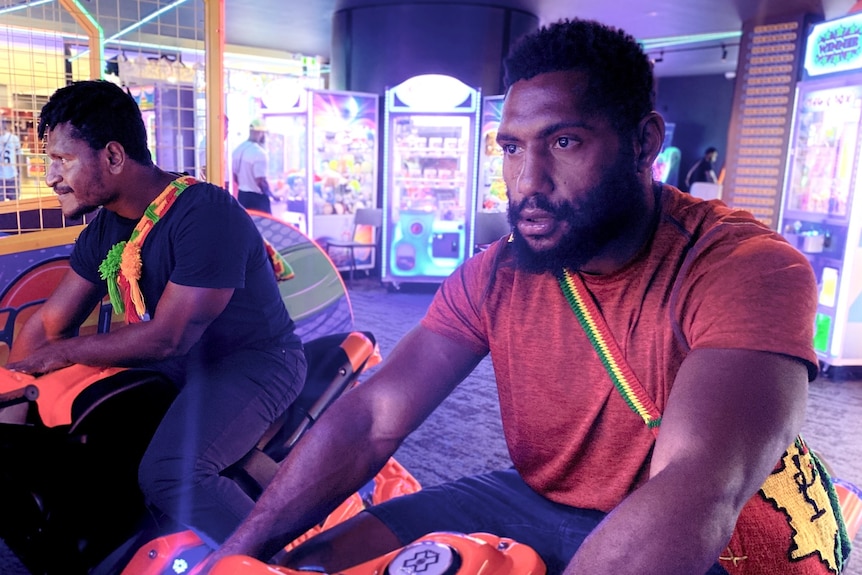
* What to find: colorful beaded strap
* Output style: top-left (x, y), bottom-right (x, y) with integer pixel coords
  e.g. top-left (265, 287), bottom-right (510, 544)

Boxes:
top-left (557, 268), bottom-right (662, 436)
top-left (99, 176), bottom-right (294, 325)
top-left (99, 175), bottom-right (196, 324)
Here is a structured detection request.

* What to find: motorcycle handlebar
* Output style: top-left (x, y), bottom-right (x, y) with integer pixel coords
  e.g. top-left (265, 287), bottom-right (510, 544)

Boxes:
top-left (0, 383), bottom-right (39, 409)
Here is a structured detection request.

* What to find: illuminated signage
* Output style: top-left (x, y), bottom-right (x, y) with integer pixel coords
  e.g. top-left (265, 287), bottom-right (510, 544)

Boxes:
top-left (805, 13), bottom-right (862, 76)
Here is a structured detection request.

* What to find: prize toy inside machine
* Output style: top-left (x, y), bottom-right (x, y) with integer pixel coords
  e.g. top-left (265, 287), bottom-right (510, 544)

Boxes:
top-left (309, 90), bottom-right (380, 273)
top-left (478, 95), bottom-right (507, 213)
top-left (259, 81), bottom-right (309, 233)
top-left (381, 74), bottom-right (481, 286)
top-left (779, 11), bottom-right (862, 373)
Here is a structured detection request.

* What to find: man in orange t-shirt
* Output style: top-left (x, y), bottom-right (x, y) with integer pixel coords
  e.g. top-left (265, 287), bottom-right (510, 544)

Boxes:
top-left (207, 19), bottom-right (848, 575)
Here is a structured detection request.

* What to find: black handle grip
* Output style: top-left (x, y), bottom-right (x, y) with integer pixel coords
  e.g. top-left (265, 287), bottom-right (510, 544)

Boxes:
top-left (0, 384), bottom-right (39, 409)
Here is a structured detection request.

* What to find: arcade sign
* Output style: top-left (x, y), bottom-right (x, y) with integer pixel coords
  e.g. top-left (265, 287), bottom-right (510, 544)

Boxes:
top-left (804, 12), bottom-right (862, 77)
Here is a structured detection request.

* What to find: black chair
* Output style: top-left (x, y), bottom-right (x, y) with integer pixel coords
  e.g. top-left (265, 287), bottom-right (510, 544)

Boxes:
top-left (325, 208), bottom-right (383, 281)
top-left (474, 211), bottom-right (510, 254)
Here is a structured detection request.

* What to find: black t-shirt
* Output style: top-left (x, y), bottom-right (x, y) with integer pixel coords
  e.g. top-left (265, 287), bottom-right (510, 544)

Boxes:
top-left (685, 158), bottom-right (715, 188)
top-left (71, 181), bottom-right (299, 361)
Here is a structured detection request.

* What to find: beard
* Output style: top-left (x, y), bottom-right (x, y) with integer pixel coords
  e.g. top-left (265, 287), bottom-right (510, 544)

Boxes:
top-left (508, 155), bottom-right (649, 274)
top-left (66, 202), bottom-right (100, 220)
top-left (55, 168), bottom-right (110, 220)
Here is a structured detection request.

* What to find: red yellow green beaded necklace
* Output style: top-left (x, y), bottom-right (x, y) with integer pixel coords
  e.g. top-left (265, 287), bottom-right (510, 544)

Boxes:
top-left (557, 267), bottom-right (662, 436)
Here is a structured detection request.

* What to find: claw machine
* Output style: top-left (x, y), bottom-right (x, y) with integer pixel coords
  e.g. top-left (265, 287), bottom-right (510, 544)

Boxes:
top-left (308, 89), bottom-right (380, 273)
top-left (263, 88), bottom-right (380, 273)
top-left (779, 11), bottom-right (862, 371)
top-left (381, 74), bottom-right (481, 286)
top-left (260, 85), bottom-right (310, 233)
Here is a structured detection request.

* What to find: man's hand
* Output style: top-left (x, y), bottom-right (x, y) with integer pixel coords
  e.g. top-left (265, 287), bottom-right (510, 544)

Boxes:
top-left (6, 342), bottom-right (73, 375)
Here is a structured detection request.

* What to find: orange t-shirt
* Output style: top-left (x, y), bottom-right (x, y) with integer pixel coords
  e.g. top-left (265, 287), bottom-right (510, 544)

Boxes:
top-left (421, 186), bottom-right (819, 511)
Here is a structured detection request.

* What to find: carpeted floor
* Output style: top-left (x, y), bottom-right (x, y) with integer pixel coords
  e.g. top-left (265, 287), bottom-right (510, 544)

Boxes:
top-left (1, 276), bottom-right (860, 574)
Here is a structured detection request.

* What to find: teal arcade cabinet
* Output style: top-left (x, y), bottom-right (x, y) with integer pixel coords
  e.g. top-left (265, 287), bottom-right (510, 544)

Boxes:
top-left (381, 74), bottom-right (481, 286)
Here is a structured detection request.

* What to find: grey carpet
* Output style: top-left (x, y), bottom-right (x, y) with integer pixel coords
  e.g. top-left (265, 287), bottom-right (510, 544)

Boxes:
top-left (1, 276), bottom-right (859, 574)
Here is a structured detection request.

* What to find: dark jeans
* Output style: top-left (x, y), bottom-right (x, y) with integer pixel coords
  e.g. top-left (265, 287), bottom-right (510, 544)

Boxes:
top-left (138, 345), bottom-right (306, 547)
top-left (367, 467), bottom-right (730, 575)
top-left (238, 190), bottom-right (271, 214)
top-left (1, 178), bottom-right (17, 201)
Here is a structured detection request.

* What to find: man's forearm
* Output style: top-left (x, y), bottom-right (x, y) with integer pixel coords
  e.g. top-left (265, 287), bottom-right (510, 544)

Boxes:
top-left (257, 178), bottom-right (276, 199)
top-left (10, 320), bottom-right (189, 374)
top-left (564, 467), bottom-right (739, 575)
top-left (215, 387), bottom-right (397, 562)
top-left (6, 309), bottom-right (75, 363)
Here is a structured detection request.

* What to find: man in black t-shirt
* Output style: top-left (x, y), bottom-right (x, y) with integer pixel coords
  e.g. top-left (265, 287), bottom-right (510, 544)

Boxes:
top-left (684, 146), bottom-right (719, 191)
top-left (7, 81), bottom-right (306, 549)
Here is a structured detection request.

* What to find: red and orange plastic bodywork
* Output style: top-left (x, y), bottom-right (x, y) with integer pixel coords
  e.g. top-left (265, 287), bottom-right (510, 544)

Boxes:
top-left (121, 457), bottom-right (423, 575)
top-left (210, 532), bottom-right (546, 575)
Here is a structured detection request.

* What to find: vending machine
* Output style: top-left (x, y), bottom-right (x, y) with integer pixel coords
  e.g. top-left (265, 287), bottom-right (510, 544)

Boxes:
top-left (779, 11), bottom-right (862, 371)
top-left (381, 74), bottom-right (481, 285)
top-left (478, 95), bottom-right (507, 213)
top-left (263, 89), bottom-right (380, 274)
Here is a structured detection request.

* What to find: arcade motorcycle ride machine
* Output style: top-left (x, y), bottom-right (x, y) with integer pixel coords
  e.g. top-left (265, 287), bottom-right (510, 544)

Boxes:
top-left (0, 329), bottom-right (401, 575)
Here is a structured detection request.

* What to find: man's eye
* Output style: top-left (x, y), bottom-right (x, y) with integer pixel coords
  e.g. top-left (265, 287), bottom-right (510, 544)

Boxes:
top-left (502, 144), bottom-right (518, 154)
top-left (557, 137), bottom-right (570, 148)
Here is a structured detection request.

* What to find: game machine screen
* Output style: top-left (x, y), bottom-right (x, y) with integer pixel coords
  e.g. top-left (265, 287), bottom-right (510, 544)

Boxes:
top-left (478, 95), bottom-right (506, 213)
top-left (652, 122), bottom-right (681, 187)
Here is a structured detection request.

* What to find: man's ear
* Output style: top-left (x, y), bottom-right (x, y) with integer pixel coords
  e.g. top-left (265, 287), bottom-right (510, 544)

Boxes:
top-left (633, 112), bottom-right (665, 174)
top-left (104, 141), bottom-right (126, 174)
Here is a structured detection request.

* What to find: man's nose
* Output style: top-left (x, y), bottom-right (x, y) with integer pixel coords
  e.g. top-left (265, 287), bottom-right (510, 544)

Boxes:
top-left (510, 151), bottom-right (552, 199)
top-left (45, 162), bottom-right (60, 188)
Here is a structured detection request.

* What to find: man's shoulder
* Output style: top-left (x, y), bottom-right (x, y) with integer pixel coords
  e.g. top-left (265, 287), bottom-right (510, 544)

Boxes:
top-left (178, 180), bottom-right (240, 210)
top-left (232, 140), bottom-right (256, 156)
top-left (249, 142), bottom-right (268, 158)
top-left (662, 188), bottom-right (806, 274)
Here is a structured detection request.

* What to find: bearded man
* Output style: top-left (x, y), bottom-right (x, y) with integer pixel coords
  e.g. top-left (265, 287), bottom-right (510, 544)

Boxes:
top-left (205, 18), bottom-right (847, 575)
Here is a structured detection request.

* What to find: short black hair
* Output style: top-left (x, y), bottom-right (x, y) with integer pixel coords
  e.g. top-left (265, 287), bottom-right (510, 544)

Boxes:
top-left (38, 80), bottom-right (153, 165)
top-left (705, 146), bottom-right (718, 155)
top-left (503, 18), bottom-right (655, 135)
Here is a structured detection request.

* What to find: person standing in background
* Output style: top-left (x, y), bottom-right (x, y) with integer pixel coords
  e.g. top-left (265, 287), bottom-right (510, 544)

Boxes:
top-left (0, 117), bottom-right (22, 201)
top-left (232, 118), bottom-right (278, 213)
top-left (684, 146), bottom-right (719, 191)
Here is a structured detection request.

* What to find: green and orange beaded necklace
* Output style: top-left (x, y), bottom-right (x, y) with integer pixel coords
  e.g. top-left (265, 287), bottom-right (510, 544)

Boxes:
top-left (98, 175), bottom-right (293, 324)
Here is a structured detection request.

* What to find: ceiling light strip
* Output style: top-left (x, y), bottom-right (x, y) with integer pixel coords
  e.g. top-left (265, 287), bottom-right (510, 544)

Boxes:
top-left (640, 31), bottom-right (742, 50)
top-left (0, 0), bottom-right (55, 17)
top-left (71, 0), bottom-right (190, 61)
